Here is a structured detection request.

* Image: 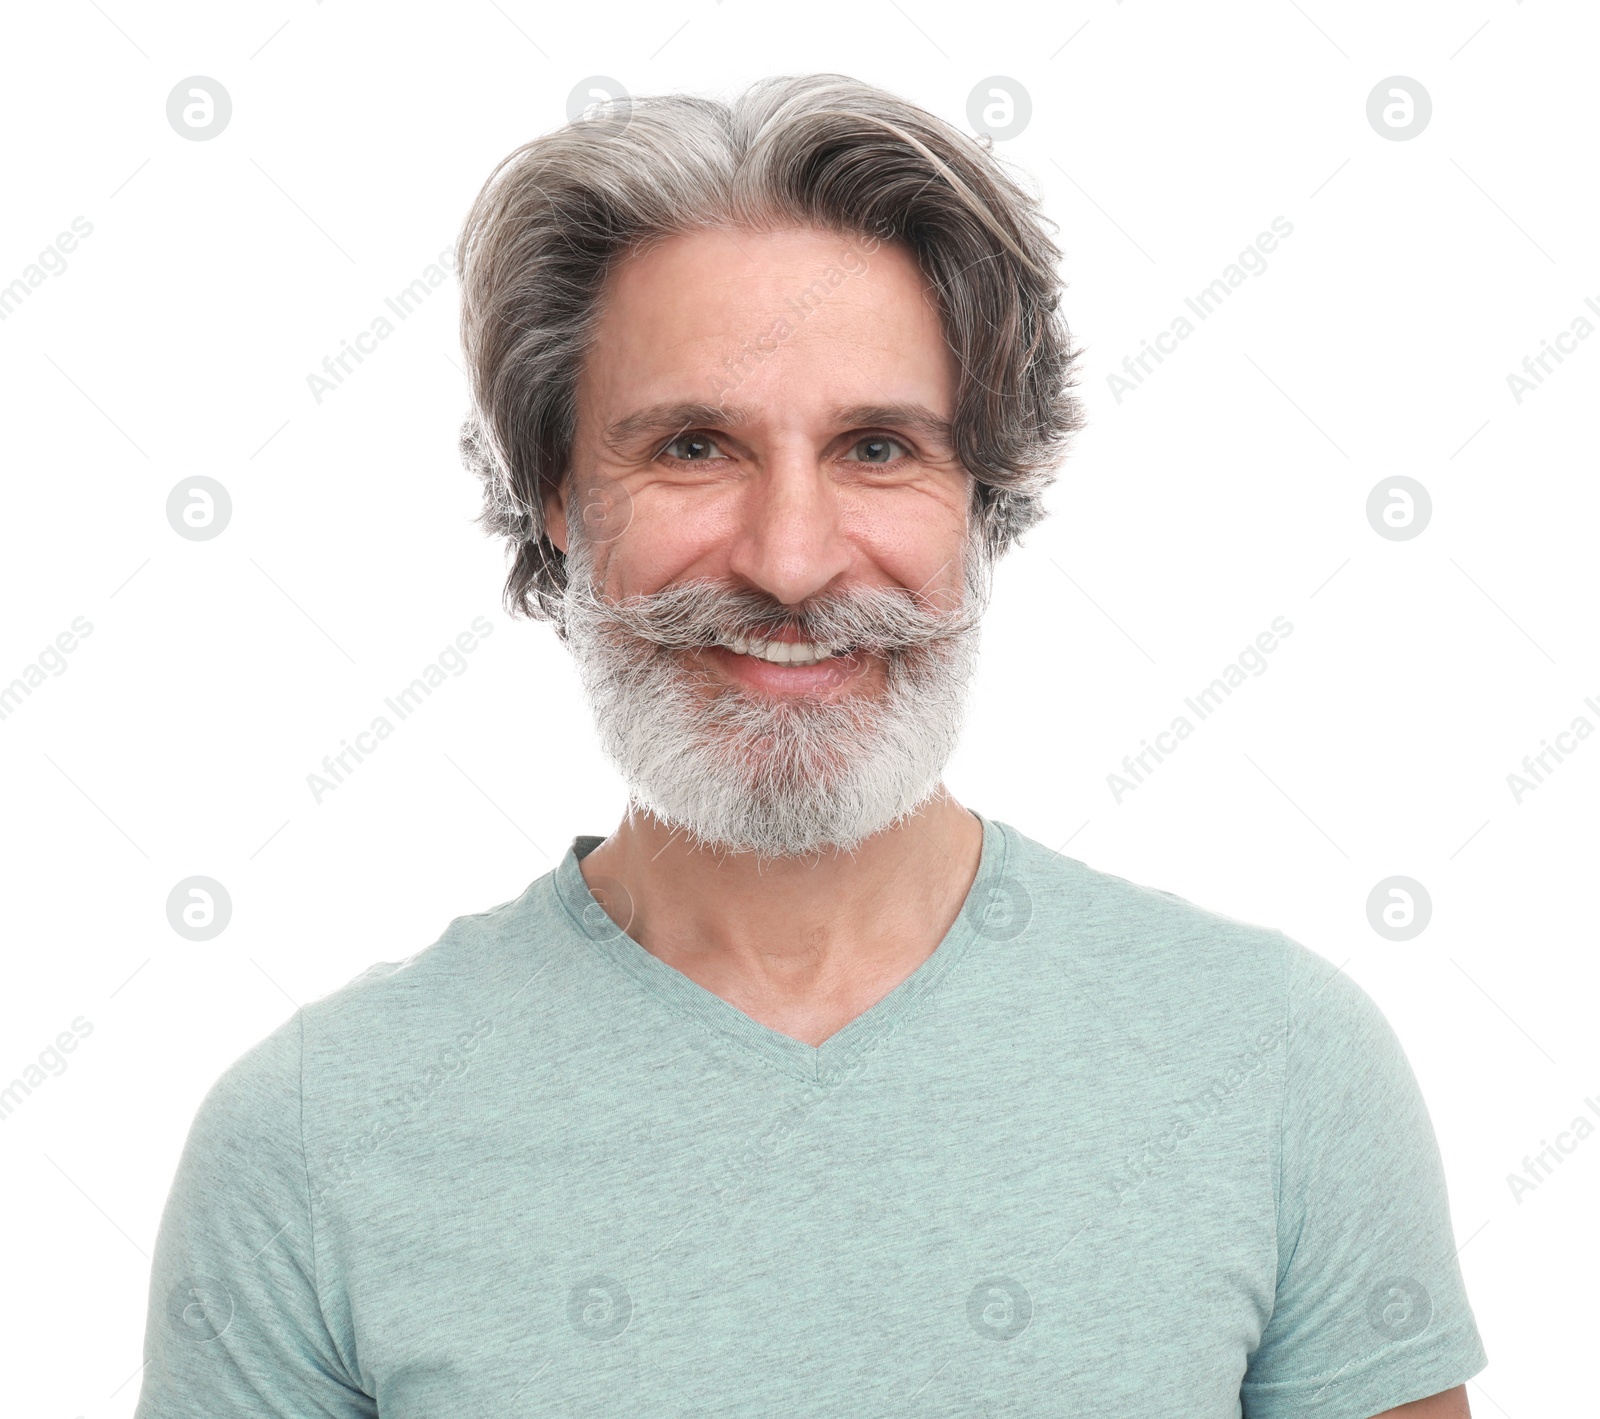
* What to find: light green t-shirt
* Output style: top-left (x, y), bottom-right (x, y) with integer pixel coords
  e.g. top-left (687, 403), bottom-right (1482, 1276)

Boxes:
top-left (136, 814), bottom-right (1487, 1417)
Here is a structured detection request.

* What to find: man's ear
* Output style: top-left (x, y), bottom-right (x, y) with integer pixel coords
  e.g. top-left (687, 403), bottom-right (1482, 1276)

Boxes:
top-left (544, 480), bottom-right (569, 554)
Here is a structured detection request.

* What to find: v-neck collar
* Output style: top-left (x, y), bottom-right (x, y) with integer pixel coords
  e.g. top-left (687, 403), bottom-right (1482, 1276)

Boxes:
top-left (549, 812), bottom-right (1011, 1086)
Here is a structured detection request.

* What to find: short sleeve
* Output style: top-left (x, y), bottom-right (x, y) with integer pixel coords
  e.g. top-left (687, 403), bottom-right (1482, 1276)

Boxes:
top-left (1241, 944), bottom-right (1488, 1418)
top-left (134, 1012), bottom-right (374, 1418)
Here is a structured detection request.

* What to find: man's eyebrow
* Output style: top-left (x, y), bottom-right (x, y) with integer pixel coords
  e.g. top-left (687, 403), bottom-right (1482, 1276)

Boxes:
top-left (602, 403), bottom-right (751, 450)
top-left (601, 401), bottom-right (954, 450)
top-left (831, 403), bottom-right (953, 445)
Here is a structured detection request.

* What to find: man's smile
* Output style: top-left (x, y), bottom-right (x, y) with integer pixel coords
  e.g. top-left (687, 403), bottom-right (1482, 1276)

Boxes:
top-left (697, 639), bottom-right (869, 695)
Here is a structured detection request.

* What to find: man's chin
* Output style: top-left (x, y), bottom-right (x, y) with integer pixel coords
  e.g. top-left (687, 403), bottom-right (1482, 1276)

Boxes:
top-left (632, 787), bottom-right (920, 861)
top-left (677, 733), bottom-right (862, 795)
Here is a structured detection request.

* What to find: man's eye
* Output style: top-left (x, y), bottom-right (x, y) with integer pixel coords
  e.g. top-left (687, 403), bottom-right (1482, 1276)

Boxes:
top-left (661, 433), bottom-right (726, 462)
top-left (846, 435), bottom-right (908, 465)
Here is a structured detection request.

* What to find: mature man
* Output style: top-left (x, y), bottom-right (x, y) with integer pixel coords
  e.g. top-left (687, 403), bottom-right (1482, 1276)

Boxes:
top-left (137, 75), bottom-right (1486, 1416)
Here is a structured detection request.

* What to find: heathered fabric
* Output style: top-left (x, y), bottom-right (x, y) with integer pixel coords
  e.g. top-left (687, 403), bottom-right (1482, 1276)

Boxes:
top-left (135, 813), bottom-right (1486, 1417)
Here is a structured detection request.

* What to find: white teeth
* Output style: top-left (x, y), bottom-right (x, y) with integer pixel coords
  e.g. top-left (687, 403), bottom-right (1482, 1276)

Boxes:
top-left (718, 637), bottom-right (843, 667)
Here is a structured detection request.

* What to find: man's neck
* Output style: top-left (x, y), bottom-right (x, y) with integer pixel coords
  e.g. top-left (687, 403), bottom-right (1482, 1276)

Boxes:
top-left (577, 789), bottom-right (985, 1046)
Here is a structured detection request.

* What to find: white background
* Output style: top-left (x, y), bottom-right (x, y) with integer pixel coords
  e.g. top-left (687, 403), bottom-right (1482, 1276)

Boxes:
top-left (1, 0), bottom-right (1594, 1413)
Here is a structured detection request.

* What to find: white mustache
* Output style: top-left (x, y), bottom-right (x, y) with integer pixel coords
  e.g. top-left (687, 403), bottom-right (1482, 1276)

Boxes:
top-left (560, 573), bottom-right (986, 657)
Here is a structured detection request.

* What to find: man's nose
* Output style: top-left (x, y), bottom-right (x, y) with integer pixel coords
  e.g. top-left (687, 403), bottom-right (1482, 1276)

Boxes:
top-left (723, 451), bottom-right (854, 608)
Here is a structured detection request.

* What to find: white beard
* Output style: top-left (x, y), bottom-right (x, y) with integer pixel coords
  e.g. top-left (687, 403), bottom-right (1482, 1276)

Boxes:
top-left (559, 530), bottom-right (989, 860)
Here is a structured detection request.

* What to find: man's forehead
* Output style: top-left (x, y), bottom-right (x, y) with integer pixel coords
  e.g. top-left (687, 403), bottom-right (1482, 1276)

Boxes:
top-left (591, 227), bottom-right (944, 350)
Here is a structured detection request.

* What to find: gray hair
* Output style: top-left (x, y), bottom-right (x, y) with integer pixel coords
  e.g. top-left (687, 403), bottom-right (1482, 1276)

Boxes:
top-left (455, 72), bottom-right (1083, 625)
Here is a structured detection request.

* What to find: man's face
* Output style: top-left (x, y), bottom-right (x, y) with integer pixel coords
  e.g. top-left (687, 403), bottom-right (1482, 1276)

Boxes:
top-left (549, 224), bottom-right (989, 858)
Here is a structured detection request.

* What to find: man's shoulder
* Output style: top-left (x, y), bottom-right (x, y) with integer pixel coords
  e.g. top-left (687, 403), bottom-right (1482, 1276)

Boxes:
top-left (995, 818), bottom-right (1396, 1100)
top-left (999, 819), bottom-right (1291, 952)
top-left (995, 818), bottom-right (1347, 1009)
top-left (298, 864), bottom-right (584, 1060)
top-left (308, 870), bottom-right (561, 1020)
top-left (199, 865), bottom-right (575, 1110)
